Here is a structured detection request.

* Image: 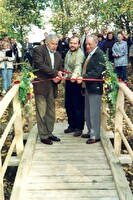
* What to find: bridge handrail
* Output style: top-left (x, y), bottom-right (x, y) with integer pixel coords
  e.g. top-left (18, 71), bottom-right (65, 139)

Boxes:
top-left (102, 82), bottom-right (133, 161)
top-left (0, 84), bottom-right (24, 200)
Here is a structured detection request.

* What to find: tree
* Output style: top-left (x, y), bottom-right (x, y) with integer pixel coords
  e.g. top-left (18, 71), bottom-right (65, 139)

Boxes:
top-left (5, 0), bottom-right (46, 41)
top-left (46, 0), bottom-right (133, 34)
top-left (0, 0), bottom-right (14, 36)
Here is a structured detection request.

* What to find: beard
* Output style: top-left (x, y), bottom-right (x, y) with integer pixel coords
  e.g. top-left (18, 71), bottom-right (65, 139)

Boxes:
top-left (70, 47), bottom-right (78, 52)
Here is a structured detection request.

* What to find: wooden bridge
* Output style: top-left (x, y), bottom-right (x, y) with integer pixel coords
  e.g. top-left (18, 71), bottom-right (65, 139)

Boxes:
top-left (0, 82), bottom-right (133, 200)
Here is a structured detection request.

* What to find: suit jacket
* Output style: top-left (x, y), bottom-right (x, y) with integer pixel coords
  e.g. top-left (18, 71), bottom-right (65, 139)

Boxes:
top-left (32, 44), bottom-right (63, 98)
top-left (23, 42), bottom-right (33, 57)
top-left (83, 47), bottom-right (106, 95)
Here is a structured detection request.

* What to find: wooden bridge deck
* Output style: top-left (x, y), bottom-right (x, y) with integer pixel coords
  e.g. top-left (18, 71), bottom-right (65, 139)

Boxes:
top-left (10, 123), bottom-right (133, 200)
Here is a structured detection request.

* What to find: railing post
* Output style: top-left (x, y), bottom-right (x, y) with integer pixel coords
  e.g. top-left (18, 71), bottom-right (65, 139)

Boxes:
top-left (0, 155), bottom-right (4, 200)
top-left (13, 91), bottom-right (24, 158)
top-left (101, 102), bottom-right (108, 130)
top-left (114, 88), bottom-right (124, 156)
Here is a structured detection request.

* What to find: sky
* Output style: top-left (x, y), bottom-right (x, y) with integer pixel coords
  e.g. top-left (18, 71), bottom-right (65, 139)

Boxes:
top-left (28, 8), bottom-right (53, 43)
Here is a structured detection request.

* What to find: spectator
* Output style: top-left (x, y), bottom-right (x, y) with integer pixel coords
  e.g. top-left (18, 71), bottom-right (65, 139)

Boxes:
top-left (118, 30), bottom-right (127, 41)
top-left (0, 42), bottom-right (15, 95)
top-left (72, 30), bottom-right (78, 37)
top-left (0, 33), bottom-right (11, 50)
top-left (97, 34), bottom-right (106, 51)
top-left (22, 37), bottom-right (33, 65)
top-left (80, 27), bottom-right (90, 54)
top-left (57, 34), bottom-right (66, 59)
top-left (44, 32), bottom-right (48, 41)
top-left (63, 33), bottom-right (70, 55)
top-left (102, 27), bottom-right (108, 39)
top-left (13, 38), bottom-right (22, 71)
top-left (103, 32), bottom-right (115, 62)
top-left (127, 31), bottom-right (133, 73)
top-left (112, 33), bottom-right (128, 81)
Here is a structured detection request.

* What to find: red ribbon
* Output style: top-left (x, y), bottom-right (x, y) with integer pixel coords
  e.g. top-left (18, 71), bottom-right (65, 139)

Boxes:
top-left (31, 77), bottom-right (104, 84)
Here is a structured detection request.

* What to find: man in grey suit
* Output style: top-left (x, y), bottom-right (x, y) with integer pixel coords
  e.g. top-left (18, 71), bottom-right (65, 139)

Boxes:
top-left (77, 35), bottom-right (106, 144)
top-left (32, 34), bottom-right (63, 145)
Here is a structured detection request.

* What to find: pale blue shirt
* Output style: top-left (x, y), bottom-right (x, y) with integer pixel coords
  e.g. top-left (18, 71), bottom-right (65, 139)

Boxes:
top-left (47, 47), bottom-right (55, 69)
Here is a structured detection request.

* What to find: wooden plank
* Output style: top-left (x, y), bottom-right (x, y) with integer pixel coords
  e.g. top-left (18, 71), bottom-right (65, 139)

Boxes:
top-left (29, 169), bottom-right (112, 176)
top-left (34, 152), bottom-right (105, 158)
top-left (10, 125), bottom-right (38, 200)
top-left (23, 197), bottom-right (119, 200)
top-left (31, 159), bottom-right (108, 164)
top-left (11, 123), bottom-right (120, 200)
top-left (101, 128), bottom-right (133, 200)
top-left (25, 182), bottom-right (116, 190)
top-left (27, 175), bottom-right (114, 183)
top-left (24, 190), bottom-right (118, 198)
top-left (31, 163), bottom-right (110, 169)
top-left (119, 154), bottom-right (132, 164)
top-left (31, 164), bottom-right (110, 170)
top-left (35, 146), bottom-right (104, 151)
top-left (8, 156), bottom-right (20, 166)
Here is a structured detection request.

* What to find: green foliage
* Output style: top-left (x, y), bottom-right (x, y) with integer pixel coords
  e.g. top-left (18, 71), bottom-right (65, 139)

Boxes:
top-left (0, 0), bottom-right (14, 35)
top-left (19, 65), bottom-right (31, 105)
top-left (103, 52), bottom-right (119, 118)
top-left (1, 0), bottom-right (46, 41)
top-left (0, 0), bottom-right (132, 41)
top-left (48, 0), bottom-right (133, 34)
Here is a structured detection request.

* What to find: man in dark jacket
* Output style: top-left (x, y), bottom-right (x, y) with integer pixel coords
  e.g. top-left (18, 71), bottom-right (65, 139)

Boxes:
top-left (33, 34), bottom-right (63, 145)
top-left (23, 37), bottom-right (33, 65)
top-left (77, 35), bottom-right (106, 144)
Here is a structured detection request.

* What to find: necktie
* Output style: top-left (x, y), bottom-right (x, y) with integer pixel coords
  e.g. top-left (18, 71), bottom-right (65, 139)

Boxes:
top-left (82, 54), bottom-right (91, 90)
top-left (82, 54), bottom-right (91, 75)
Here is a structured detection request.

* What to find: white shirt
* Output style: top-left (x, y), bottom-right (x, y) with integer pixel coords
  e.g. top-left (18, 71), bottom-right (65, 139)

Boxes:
top-left (47, 47), bottom-right (55, 69)
top-left (88, 46), bottom-right (98, 57)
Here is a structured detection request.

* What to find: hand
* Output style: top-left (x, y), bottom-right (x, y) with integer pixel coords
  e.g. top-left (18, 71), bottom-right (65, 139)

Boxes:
top-left (57, 71), bottom-right (63, 78)
top-left (70, 77), bottom-right (76, 82)
top-left (61, 79), bottom-right (66, 87)
top-left (3, 57), bottom-right (8, 61)
top-left (77, 76), bottom-right (83, 84)
top-left (53, 76), bottom-right (61, 83)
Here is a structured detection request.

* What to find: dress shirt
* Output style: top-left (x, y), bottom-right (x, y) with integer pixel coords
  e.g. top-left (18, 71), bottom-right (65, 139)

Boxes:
top-left (47, 47), bottom-right (55, 69)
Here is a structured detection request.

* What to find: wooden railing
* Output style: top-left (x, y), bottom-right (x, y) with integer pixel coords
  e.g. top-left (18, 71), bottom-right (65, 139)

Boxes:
top-left (0, 84), bottom-right (24, 200)
top-left (0, 81), bottom-right (133, 199)
top-left (101, 82), bottom-right (133, 163)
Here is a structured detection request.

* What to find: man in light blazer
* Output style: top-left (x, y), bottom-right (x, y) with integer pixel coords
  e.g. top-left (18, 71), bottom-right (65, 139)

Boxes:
top-left (33, 34), bottom-right (63, 145)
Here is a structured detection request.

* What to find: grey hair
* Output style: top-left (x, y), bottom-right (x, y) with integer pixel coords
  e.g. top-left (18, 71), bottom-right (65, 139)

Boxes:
top-left (45, 34), bottom-right (59, 43)
top-left (86, 35), bottom-right (98, 43)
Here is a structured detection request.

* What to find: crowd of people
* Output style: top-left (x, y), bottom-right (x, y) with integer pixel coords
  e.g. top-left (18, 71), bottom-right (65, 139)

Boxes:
top-left (0, 27), bottom-right (133, 145)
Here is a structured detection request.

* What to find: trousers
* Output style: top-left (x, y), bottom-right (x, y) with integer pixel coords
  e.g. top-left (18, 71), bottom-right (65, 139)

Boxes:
top-left (65, 81), bottom-right (85, 130)
top-left (34, 87), bottom-right (55, 139)
top-left (1, 66), bottom-right (13, 91)
top-left (85, 90), bottom-right (102, 139)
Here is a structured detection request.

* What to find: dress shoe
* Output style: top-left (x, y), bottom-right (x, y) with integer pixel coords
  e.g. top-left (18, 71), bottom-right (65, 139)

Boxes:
top-left (49, 135), bottom-right (61, 142)
top-left (86, 138), bottom-right (100, 144)
top-left (73, 129), bottom-right (82, 137)
top-left (64, 126), bottom-right (75, 133)
top-left (41, 138), bottom-right (53, 145)
top-left (81, 133), bottom-right (90, 138)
